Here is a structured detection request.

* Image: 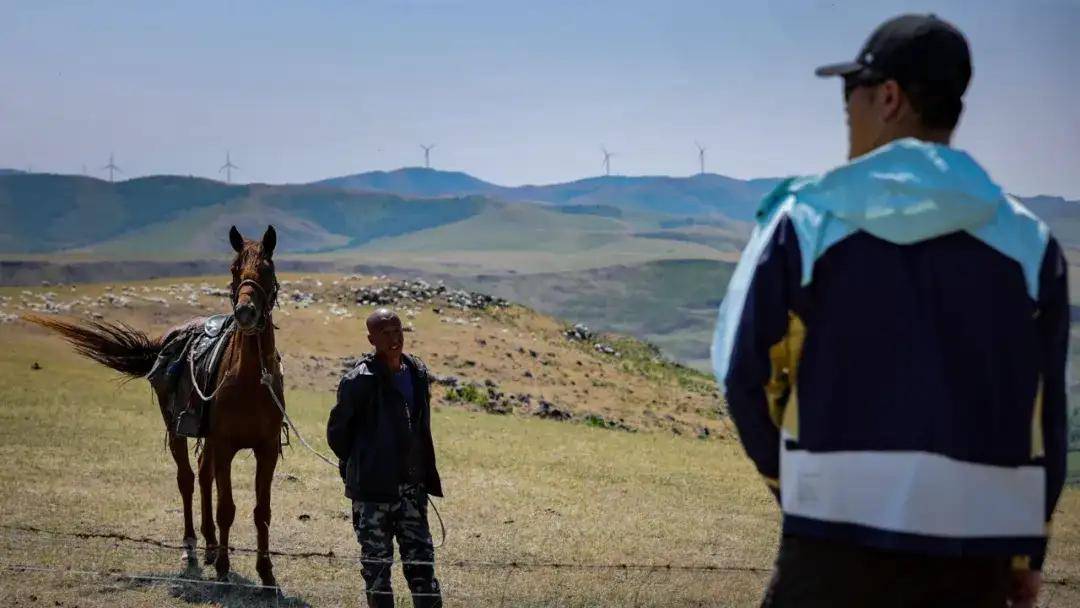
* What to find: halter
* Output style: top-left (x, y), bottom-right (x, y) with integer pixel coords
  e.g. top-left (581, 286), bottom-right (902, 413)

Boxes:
top-left (231, 276), bottom-right (278, 334)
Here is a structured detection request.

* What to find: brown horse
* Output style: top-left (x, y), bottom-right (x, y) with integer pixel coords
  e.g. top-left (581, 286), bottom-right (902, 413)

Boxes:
top-left (26, 225), bottom-right (285, 589)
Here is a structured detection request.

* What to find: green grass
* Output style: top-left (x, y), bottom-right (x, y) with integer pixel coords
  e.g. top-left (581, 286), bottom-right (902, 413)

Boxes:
top-left (0, 327), bottom-right (783, 607)
top-left (3, 278), bottom-right (1080, 606)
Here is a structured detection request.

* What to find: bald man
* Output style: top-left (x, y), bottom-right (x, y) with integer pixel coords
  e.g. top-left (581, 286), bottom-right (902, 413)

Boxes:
top-left (327, 308), bottom-right (443, 608)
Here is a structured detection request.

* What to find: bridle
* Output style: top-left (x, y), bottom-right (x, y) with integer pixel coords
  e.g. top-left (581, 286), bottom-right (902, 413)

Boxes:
top-left (231, 276), bottom-right (279, 335)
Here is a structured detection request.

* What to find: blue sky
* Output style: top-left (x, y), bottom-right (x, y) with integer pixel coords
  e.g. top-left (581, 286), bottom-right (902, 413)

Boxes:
top-left (2, 0), bottom-right (1078, 198)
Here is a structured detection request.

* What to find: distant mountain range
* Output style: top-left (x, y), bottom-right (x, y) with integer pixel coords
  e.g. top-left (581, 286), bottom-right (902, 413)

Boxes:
top-left (1, 167), bottom-right (1077, 256)
top-left (315, 167), bottom-right (780, 220)
top-left (0, 174), bottom-right (488, 254)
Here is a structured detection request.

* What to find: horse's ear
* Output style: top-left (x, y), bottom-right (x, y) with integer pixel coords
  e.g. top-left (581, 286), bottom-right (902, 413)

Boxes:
top-left (229, 226), bottom-right (244, 253)
top-left (262, 225), bottom-right (276, 259)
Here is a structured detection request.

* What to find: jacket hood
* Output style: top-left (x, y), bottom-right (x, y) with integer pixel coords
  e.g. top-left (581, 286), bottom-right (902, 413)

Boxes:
top-left (783, 138), bottom-right (1006, 245)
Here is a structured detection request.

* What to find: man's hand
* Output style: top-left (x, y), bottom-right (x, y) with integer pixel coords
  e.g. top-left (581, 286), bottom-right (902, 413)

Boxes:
top-left (1008, 569), bottom-right (1041, 608)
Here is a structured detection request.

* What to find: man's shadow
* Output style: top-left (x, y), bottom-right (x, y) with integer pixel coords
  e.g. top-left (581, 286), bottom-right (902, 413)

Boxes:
top-left (113, 563), bottom-right (312, 608)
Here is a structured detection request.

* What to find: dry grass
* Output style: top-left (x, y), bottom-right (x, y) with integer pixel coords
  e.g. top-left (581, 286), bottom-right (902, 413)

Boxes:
top-left (0, 276), bottom-right (1077, 607)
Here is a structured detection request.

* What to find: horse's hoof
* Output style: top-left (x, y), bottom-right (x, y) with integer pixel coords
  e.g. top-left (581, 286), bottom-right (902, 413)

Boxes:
top-left (204, 545), bottom-right (218, 566)
top-left (181, 538), bottom-right (198, 566)
top-left (181, 560), bottom-right (201, 578)
top-left (256, 555), bottom-right (276, 589)
top-left (214, 548), bottom-right (230, 581)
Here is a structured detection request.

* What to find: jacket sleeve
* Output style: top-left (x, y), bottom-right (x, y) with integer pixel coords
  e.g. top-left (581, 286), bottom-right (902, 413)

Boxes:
top-left (1032, 238), bottom-right (1069, 570)
top-left (326, 373), bottom-right (366, 464)
top-left (712, 214), bottom-right (803, 498)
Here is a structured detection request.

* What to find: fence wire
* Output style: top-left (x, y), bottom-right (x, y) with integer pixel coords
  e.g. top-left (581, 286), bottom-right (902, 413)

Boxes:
top-left (0, 523), bottom-right (772, 573)
top-left (2, 523), bottom-right (1076, 607)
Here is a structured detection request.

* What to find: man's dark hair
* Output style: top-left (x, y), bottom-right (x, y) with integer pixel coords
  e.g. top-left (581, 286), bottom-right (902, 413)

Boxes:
top-left (904, 81), bottom-right (964, 131)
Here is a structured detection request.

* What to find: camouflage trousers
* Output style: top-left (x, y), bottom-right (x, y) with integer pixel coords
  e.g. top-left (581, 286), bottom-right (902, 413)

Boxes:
top-left (352, 483), bottom-right (442, 608)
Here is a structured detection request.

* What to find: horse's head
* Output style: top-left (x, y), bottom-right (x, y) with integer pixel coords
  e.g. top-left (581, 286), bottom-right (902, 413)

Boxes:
top-left (228, 225), bottom-right (278, 333)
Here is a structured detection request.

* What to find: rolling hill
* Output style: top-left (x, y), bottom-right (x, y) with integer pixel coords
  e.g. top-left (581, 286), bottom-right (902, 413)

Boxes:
top-left (316, 167), bottom-right (781, 220)
top-left (5, 169), bottom-right (1076, 257)
top-left (0, 173), bottom-right (749, 269)
top-left (316, 166), bottom-right (501, 198)
top-left (0, 173), bottom-right (491, 254)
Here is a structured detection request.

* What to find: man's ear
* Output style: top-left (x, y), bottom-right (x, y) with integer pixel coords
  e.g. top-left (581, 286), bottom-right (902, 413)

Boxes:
top-left (878, 79), bottom-right (904, 123)
top-left (367, 333), bottom-right (376, 347)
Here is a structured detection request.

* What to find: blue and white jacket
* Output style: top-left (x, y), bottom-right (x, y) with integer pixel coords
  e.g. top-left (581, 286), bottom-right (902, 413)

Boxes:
top-left (712, 138), bottom-right (1068, 569)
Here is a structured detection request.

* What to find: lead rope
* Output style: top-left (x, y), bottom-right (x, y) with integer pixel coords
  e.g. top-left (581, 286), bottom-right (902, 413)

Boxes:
top-left (256, 340), bottom-right (448, 549)
top-left (373, 373), bottom-right (446, 549)
top-left (255, 337), bottom-right (338, 469)
top-left (428, 492), bottom-right (446, 549)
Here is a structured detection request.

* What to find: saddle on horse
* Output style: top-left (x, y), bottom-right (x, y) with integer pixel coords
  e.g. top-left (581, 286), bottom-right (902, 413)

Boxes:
top-left (148, 314), bottom-right (235, 438)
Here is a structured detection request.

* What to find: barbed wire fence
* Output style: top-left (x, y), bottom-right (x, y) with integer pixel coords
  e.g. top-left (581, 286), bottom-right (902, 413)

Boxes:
top-left (2, 524), bottom-right (1076, 607)
top-left (0, 523), bottom-right (776, 607)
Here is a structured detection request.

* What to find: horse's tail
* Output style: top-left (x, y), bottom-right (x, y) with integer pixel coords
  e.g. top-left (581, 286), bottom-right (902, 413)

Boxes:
top-left (23, 315), bottom-right (163, 379)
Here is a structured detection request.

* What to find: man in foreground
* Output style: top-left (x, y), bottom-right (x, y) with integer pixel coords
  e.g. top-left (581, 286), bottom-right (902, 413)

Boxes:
top-left (327, 308), bottom-right (443, 608)
top-left (712, 14), bottom-right (1067, 608)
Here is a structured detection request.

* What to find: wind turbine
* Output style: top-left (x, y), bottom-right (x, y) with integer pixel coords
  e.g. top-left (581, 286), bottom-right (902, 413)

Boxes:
top-left (420, 144), bottom-right (436, 169)
top-left (219, 151), bottom-right (239, 184)
top-left (102, 153), bottom-right (122, 183)
top-left (695, 142), bottom-right (707, 175)
top-left (601, 146), bottom-right (615, 177)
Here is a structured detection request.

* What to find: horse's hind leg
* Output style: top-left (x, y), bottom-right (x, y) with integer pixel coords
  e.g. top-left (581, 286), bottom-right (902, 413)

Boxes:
top-left (197, 443), bottom-right (218, 565)
top-left (167, 434), bottom-right (197, 568)
top-left (253, 442), bottom-right (280, 589)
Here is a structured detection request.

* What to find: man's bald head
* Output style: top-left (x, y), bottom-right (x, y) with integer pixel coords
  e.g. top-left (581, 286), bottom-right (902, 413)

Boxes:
top-left (366, 308), bottom-right (405, 363)
top-left (366, 308), bottom-right (400, 332)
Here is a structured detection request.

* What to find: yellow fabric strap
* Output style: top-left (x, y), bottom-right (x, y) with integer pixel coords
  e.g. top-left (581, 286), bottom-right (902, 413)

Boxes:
top-left (765, 314), bottom-right (805, 438)
top-left (1031, 376), bottom-right (1045, 458)
top-left (1012, 555), bottom-right (1031, 571)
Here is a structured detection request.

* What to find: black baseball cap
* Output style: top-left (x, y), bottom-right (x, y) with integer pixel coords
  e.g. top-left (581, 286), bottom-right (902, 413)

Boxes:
top-left (815, 14), bottom-right (972, 100)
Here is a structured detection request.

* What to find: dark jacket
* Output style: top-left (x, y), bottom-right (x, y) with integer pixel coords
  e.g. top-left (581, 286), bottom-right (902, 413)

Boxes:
top-left (713, 139), bottom-right (1068, 570)
top-left (326, 353), bottom-right (443, 501)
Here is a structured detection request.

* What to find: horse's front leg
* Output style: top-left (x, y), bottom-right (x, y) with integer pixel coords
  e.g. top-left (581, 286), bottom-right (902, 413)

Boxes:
top-left (212, 445), bottom-right (238, 581)
top-left (253, 442), bottom-right (280, 590)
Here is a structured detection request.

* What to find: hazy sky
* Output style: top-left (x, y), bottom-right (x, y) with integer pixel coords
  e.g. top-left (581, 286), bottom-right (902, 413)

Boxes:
top-left (3, 0), bottom-right (1078, 198)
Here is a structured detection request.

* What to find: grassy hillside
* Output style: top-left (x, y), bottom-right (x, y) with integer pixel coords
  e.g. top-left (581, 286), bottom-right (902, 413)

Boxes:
top-left (461, 259), bottom-right (735, 370)
top-left (307, 203), bottom-right (739, 275)
top-left (1, 274), bottom-right (1077, 607)
top-left (504, 174), bottom-right (780, 220)
top-left (4, 171), bottom-right (1077, 260)
top-left (0, 174), bottom-right (247, 252)
top-left (0, 174), bottom-right (490, 255)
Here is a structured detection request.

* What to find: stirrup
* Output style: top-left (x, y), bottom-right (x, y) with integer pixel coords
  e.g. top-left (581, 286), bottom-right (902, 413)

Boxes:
top-left (175, 410), bottom-right (202, 438)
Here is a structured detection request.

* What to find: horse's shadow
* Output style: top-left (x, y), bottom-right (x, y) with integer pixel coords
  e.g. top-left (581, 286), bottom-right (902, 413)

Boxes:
top-left (114, 564), bottom-right (312, 608)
